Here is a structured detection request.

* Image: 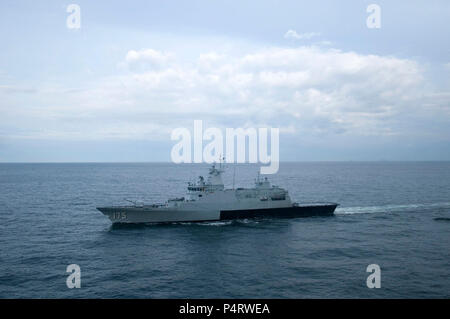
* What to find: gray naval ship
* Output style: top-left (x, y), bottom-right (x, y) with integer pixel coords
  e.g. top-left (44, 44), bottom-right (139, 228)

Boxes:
top-left (97, 164), bottom-right (338, 224)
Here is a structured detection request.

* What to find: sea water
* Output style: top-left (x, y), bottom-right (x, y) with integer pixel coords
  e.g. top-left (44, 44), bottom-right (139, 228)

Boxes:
top-left (0, 162), bottom-right (449, 298)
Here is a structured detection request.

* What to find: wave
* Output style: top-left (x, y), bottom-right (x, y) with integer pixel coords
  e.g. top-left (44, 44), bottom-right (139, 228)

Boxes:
top-left (336, 202), bottom-right (450, 215)
top-left (196, 221), bottom-right (233, 226)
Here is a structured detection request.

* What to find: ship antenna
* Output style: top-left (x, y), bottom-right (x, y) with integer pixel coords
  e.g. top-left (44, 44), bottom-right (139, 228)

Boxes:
top-left (219, 154), bottom-right (225, 171)
top-left (124, 198), bottom-right (137, 206)
top-left (233, 165), bottom-right (236, 189)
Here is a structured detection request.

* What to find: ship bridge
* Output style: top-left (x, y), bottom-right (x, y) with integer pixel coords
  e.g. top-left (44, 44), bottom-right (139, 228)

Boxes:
top-left (187, 164), bottom-right (225, 199)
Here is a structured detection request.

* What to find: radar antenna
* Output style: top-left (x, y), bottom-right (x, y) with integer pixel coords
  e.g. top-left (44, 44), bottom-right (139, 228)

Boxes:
top-left (219, 154), bottom-right (226, 171)
top-left (124, 198), bottom-right (138, 206)
top-left (233, 165), bottom-right (236, 189)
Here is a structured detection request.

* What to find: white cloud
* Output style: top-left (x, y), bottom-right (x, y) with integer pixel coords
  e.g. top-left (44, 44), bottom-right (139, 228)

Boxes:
top-left (0, 85), bottom-right (36, 94)
top-left (284, 30), bottom-right (321, 40)
top-left (124, 48), bottom-right (174, 71)
top-left (1, 45), bottom-right (449, 142)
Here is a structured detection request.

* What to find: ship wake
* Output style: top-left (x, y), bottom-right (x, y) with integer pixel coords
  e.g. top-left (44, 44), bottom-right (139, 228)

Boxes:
top-left (335, 202), bottom-right (450, 215)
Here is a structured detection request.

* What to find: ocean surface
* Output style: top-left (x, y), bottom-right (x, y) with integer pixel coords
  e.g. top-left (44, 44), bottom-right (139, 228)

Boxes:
top-left (0, 162), bottom-right (449, 298)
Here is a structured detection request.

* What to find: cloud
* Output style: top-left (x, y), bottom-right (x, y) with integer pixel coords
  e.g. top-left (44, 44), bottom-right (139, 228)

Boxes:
top-left (0, 85), bottom-right (36, 94)
top-left (124, 48), bottom-right (174, 71)
top-left (1, 45), bottom-right (449, 142)
top-left (284, 30), bottom-right (321, 40)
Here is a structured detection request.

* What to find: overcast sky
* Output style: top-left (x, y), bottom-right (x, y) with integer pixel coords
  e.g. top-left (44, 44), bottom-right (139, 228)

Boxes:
top-left (0, 0), bottom-right (449, 162)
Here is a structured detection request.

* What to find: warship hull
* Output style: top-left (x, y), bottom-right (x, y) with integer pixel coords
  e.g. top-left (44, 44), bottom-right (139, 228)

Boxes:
top-left (97, 203), bottom-right (338, 224)
top-left (220, 203), bottom-right (338, 220)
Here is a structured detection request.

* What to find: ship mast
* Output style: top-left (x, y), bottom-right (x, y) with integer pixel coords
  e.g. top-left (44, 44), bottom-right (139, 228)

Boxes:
top-left (219, 155), bottom-right (225, 171)
top-left (232, 165), bottom-right (236, 189)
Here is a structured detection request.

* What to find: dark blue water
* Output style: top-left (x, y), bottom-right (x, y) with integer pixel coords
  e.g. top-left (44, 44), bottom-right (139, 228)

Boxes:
top-left (0, 162), bottom-right (449, 298)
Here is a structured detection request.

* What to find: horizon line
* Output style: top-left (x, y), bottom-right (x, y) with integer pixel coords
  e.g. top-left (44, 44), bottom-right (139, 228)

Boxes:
top-left (1, 160), bottom-right (450, 164)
